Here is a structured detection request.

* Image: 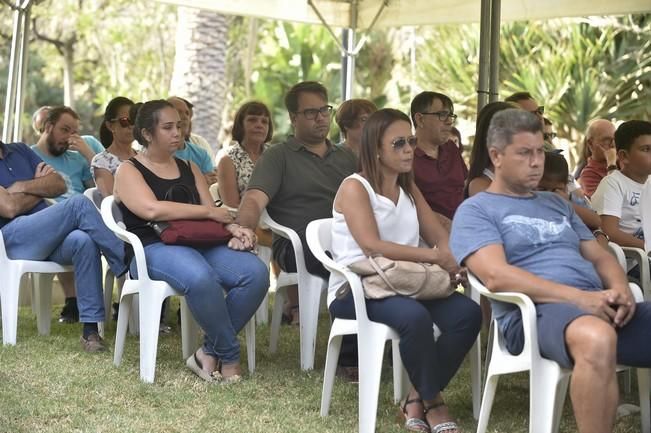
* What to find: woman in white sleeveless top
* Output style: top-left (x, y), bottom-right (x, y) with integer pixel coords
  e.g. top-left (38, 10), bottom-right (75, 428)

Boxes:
top-left (329, 109), bottom-right (481, 433)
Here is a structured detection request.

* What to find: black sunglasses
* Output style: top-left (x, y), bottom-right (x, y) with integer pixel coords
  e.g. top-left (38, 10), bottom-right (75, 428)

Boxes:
top-left (111, 116), bottom-right (134, 128)
top-left (391, 135), bottom-right (418, 151)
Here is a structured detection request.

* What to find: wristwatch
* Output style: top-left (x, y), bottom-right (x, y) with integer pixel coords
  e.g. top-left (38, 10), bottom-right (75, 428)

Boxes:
top-left (592, 229), bottom-right (610, 242)
top-left (607, 164), bottom-right (618, 172)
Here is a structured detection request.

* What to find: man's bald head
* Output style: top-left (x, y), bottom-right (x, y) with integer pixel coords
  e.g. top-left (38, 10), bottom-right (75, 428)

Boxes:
top-left (585, 119), bottom-right (616, 162)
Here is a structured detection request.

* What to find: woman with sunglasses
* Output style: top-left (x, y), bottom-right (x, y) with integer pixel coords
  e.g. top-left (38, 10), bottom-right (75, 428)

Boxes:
top-left (91, 96), bottom-right (137, 197)
top-left (328, 109), bottom-right (481, 433)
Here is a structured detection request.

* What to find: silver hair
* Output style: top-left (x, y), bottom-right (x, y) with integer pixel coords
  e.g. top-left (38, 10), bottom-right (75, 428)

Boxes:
top-left (487, 108), bottom-right (543, 151)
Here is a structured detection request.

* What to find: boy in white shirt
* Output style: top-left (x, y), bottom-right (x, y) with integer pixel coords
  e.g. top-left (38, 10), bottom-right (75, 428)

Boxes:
top-left (592, 120), bottom-right (651, 249)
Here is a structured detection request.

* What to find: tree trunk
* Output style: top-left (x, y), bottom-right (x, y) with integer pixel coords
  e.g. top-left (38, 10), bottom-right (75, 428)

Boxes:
top-left (62, 40), bottom-right (75, 107)
top-left (170, 7), bottom-right (229, 152)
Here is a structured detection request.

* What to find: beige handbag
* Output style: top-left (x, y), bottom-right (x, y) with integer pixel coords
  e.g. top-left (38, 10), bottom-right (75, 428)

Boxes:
top-left (346, 255), bottom-right (454, 300)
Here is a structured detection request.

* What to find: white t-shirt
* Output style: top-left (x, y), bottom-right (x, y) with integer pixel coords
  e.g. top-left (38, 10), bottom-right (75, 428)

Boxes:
top-left (328, 173), bottom-right (420, 306)
top-left (591, 170), bottom-right (645, 238)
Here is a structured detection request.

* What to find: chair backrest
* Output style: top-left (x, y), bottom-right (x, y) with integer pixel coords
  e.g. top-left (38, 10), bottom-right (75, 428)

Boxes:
top-left (100, 195), bottom-right (151, 281)
top-left (305, 218), bottom-right (373, 325)
top-left (83, 187), bottom-right (103, 210)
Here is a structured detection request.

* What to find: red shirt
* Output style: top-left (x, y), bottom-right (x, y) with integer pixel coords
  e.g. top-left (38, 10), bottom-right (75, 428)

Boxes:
top-left (413, 141), bottom-right (468, 219)
top-left (578, 157), bottom-right (608, 198)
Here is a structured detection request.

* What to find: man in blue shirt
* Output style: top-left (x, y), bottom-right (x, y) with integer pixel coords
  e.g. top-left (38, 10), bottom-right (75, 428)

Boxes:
top-left (31, 106), bottom-right (95, 201)
top-left (0, 140), bottom-right (125, 352)
top-left (450, 108), bottom-right (651, 433)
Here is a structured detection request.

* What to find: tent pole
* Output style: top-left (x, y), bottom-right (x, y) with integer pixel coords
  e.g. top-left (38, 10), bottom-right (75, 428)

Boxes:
top-left (3, 0), bottom-right (23, 142)
top-left (476, 0), bottom-right (491, 112)
top-left (488, 0), bottom-right (501, 102)
top-left (342, 28), bottom-right (355, 100)
top-left (13, 3), bottom-right (31, 141)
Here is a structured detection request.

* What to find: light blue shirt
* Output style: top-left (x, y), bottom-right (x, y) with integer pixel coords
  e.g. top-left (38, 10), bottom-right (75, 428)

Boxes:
top-left (450, 191), bottom-right (600, 327)
top-left (82, 135), bottom-right (105, 154)
top-left (31, 146), bottom-right (92, 201)
top-left (175, 140), bottom-right (214, 174)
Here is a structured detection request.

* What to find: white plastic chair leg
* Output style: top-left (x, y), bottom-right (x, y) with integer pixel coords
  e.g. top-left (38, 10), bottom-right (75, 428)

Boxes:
top-left (179, 297), bottom-right (199, 360)
top-left (139, 292), bottom-right (166, 383)
top-left (298, 276), bottom-right (322, 370)
top-left (320, 333), bottom-right (343, 417)
top-left (469, 334), bottom-right (482, 419)
top-left (476, 372), bottom-right (500, 433)
top-left (103, 269), bottom-right (114, 324)
top-left (391, 339), bottom-right (408, 404)
top-left (34, 273), bottom-right (54, 336)
top-left (530, 361), bottom-right (568, 433)
top-left (255, 293), bottom-right (269, 325)
top-left (113, 291), bottom-right (134, 366)
top-left (269, 285), bottom-right (287, 353)
top-left (245, 318), bottom-right (256, 373)
top-left (357, 334), bottom-right (386, 433)
top-left (551, 374), bottom-right (570, 433)
top-left (1, 270), bottom-right (22, 345)
top-left (638, 368), bottom-right (651, 433)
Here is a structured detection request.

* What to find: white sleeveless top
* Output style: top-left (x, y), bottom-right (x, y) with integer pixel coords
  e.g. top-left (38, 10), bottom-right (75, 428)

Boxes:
top-left (328, 173), bottom-right (420, 305)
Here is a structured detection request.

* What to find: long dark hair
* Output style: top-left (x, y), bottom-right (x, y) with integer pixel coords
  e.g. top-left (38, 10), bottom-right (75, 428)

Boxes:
top-left (99, 96), bottom-right (134, 148)
top-left (359, 108), bottom-right (414, 201)
top-left (465, 101), bottom-right (514, 197)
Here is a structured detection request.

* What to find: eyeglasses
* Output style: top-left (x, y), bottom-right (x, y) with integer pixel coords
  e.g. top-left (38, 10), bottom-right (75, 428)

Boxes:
top-left (295, 105), bottom-right (333, 120)
top-left (420, 111), bottom-right (458, 122)
top-left (530, 106), bottom-right (545, 116)
top-left (391, 135), bottom-right (418, 151)
top-left (543, 132), bottom-right (557, 141)
top-left (111, 117), bottom-right (133, 128)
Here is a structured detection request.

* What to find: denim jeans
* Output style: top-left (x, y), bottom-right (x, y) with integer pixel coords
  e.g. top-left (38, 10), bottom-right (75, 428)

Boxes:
top-left (131, 242), bottom-right (269, 364)
top-left (1, 195), bottom-right (127, 323)
top-left (330, 292), bottom-right (482, 400)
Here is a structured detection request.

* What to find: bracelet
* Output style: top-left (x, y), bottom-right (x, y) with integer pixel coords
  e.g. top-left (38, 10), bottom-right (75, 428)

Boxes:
top-left (607, 164), bottom-right (617, 172)
top-left (592, 229), bottom-right (610, 242)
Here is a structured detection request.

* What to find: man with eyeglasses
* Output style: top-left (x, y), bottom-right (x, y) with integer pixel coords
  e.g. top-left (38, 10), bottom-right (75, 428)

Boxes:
top-left (236, 81), bottom-right (357, 373)
top-left (410, 91), bottom-right (468, 223)
top-left (506, 92), bottom-right (558, 152)
top-left (578, 119), bottom-right (617, 198)
top-left (167, 96), bottom-right (217, 185)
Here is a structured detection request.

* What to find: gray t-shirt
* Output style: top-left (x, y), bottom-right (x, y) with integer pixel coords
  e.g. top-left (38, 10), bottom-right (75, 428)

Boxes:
top-left (450, 191), bottom-right (601, 327)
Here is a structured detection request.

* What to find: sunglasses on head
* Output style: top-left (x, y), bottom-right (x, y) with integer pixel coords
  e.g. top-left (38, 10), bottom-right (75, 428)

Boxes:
top-left (111, 116), bottom-right (133, 128)
top-left (391, 135), bottom-right (418, 151)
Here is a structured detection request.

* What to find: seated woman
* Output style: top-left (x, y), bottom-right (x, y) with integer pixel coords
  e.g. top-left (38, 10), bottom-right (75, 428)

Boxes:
top-left (329, 108), bottom-right (481, 433)
top-left (465, 101), bottom-right (514, 198)
top-left (114, 100), bottom-right (268, 382)
top-left (91, 97), bottom-right (137, 197)
top-left (334, 98), bottom-right (377, 156)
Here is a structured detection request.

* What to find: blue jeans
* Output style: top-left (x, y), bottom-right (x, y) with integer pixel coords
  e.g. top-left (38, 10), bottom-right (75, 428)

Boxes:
top-left (131, 242), bottom-right (269, 363)
top-left (330, 292), bottom-right (482, 400)
top-left (1, 195), bottom-right (127, 323)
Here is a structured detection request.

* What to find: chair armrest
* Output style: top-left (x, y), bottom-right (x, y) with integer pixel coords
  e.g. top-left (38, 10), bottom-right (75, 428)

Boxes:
top-left (260, 208), bottom-right (307, 271)
top-left (100, 196), bottom-right (151, 281)
top-left (468, 272), bottom-right (539, 361)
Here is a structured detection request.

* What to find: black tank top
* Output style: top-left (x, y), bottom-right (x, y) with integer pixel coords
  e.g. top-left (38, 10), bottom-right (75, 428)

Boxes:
top-left (119, 157), bottom-right (200, 248)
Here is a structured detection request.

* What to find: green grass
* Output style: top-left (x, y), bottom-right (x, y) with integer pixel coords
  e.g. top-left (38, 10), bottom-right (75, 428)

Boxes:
top-left (0, 298), bottom-right (644, 433)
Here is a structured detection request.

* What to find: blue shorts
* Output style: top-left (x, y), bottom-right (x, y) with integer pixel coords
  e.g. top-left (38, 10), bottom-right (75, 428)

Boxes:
top-left (500, 303), bottom-right (590, 369)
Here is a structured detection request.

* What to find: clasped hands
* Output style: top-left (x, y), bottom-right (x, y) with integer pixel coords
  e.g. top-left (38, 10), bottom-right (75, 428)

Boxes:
top-left (576, 287), bottom-right (636, 328)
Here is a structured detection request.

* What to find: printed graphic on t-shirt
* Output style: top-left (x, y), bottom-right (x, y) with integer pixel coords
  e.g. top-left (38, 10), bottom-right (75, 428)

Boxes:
top-left (503, 215), bottom-right (571, 245)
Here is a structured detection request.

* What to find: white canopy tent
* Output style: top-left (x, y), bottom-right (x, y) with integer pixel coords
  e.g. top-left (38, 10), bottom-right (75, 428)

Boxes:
top-left (3, 0), bottom-right (651, 142)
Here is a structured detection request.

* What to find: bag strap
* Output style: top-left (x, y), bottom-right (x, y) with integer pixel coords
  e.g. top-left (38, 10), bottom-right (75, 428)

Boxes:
top-left (366, 255), bottom-right (397, 292)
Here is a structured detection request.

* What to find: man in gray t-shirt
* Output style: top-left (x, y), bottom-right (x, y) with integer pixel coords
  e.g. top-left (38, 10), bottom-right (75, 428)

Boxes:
top-left (450, 108), bottom-right (651, 433)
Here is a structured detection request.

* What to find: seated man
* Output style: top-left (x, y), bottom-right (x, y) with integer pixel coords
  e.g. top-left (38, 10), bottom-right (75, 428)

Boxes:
top-left (0, 140), bottom-right (126, 352)
top-left (578, 119), bottom-right (618, 198)
top-left (31, 106), bottom-right (95, 201)
top-left (410, 91), bottom-right (467, 222)
top-left (591, 120), bottom-right (651, 250)
top-left (450, 108), bottom-right (651, 433)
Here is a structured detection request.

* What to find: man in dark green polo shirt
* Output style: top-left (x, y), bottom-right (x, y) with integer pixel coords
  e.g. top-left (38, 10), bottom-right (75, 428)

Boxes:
top-left (237, 81), bottom-right (356, 335)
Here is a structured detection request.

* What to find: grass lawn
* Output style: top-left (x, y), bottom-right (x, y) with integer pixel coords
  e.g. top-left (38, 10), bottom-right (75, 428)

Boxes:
top-left (0, 297), bottom-right (644, 433)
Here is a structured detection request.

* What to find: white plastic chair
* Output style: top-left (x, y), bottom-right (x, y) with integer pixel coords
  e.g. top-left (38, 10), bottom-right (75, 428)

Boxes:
top-left (0, 230), bottom-right (73, 345)
top-left (262, 208), bottom-right (327, 371)
top-left (469, 272), bottom-right (651, 433)
top-left (100, 196), bottom-right (256, 382)
top-left (306, 218), bottom-right (408, 433)
top-left (620, 246), bottom-right (651, 300)
top-left (84, 187), bottom-right (126, 327)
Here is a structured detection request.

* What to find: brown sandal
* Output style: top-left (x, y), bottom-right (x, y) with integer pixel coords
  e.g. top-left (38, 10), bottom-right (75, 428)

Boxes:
top-left (400, 398), bottom-right (429, 433)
